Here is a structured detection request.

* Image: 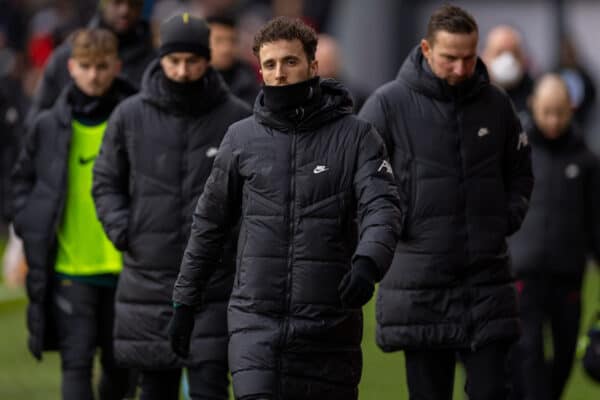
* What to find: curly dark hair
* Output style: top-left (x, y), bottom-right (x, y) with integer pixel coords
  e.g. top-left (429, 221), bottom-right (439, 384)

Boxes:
top-left (426, 4), bottom-right (478, 43)
top-left (252, 16), bottom-right (318, 61)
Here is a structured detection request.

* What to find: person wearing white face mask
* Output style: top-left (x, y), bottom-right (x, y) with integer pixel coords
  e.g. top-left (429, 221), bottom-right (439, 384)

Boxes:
top-left (483, 25), bottom-right (534, 114)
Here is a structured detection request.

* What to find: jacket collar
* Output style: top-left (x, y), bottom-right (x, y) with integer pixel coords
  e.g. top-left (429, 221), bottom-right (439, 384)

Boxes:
top-left (397, 45), bottom-right (490, 103)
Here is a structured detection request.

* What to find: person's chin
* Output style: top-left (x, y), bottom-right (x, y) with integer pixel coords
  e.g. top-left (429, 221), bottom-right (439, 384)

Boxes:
top-left (86, 88), bottom-right (104, 97)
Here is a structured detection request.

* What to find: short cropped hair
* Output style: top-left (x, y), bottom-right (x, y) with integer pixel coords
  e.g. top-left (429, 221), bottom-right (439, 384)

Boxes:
top-left (252, 16), bottom-right (318, 62)
top-left (426, 4), bottom-right (478, 44)
top-left (206, 14), bottom-right (237, 29)
top-left (70, 28), bottom-right (118, 60)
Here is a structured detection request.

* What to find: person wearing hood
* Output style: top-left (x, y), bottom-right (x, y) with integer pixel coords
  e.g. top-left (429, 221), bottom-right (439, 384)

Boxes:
top-left (91, 13), bottom-right (250, 400)
top-left (169, 16), bottom-right (401, 400)
top-left (11, 28), bottom-right (136, 400)
top-left (359, 5), bottom-right (533, 400)
top-left (27, 0), bottom-right (156, 123)
top-left (482, 25), bottom-right (535, 115)
top-left (508, 74), bottom-right (600, 400)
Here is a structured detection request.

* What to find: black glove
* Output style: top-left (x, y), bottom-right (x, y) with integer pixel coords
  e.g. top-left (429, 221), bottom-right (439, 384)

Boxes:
top-left (168, 303), bottom-right (195, 358)
top-left (338, 257), bottom-right (379, 308)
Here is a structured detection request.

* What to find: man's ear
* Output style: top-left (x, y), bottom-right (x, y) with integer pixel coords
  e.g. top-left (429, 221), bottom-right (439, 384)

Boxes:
top-left (67, 58), bottom-right (76, 79)
top-left (420, 38), bottom-right (431, 59)
top-left (310, 59), bottom-right (319, 78)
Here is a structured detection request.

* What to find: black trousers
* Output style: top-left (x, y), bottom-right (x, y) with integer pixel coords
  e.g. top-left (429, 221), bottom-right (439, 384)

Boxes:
top-left (139, 363), bottom-right (229, 400)
top-left (404, 341), bottom-right (511, 400)
top-left (53, 279), bottom-right (130, 400)
top-left (510, 278), bottom-right (581, 400)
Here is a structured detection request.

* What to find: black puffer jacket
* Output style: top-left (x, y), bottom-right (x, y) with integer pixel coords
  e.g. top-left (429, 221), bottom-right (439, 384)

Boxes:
top-left (509, 117), bottom-right (600, 283)
top-left (0, 76), bottom-right (28, 221)
top-left (92, 60), bottom-right (250, 369)
top-left (359, 46), bottom-right (534, 351)
top-left (11, 79), bottom-right (136, 359)
top-left (173, 78), bottom-right (401, 399)
top-left (27, 16), bottom-right (155, 123)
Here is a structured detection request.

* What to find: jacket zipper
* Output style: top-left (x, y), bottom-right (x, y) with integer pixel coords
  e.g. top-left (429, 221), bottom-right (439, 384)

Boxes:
top-left (51, 126), bottom-right (72, 257)
top-left (278, 125), bottom-right (298, 396)
top-left (454, 103), bottom-right (476, 351)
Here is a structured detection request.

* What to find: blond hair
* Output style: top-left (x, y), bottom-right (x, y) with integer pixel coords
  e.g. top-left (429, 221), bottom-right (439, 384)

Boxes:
top-left (70, 28), bottom-right (118, 61)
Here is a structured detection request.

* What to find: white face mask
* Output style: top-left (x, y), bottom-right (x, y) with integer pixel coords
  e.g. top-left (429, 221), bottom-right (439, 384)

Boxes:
top-left (489, 51), bottom-right (523, 88)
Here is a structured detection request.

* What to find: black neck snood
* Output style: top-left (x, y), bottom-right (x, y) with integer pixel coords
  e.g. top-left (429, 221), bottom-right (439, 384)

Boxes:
top-left (161, 73), bottom-right (207, 98)
top-left (262, 76), bottom-right (321, 114)
top-left (68, 83), bottom-right (120, 125)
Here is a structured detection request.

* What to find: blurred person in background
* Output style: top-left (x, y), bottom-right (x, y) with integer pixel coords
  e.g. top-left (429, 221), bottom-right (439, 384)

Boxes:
top-left (0, 41), bottom-right (28, 226)
top-left (28, 0), bottom-right (155, 122)
top-left (483, 24), bottom-right (535, 115)
top-left (0, 2), bottom-right (30, 290)
top-left (169, 16), bottom-right (401, 400)
top-left (207, 14), bottom-right (260, 106)
top-left (360, 5), bottom-right (533, 399)
top-left (315, 33), bottom-right (368, 112)
top-left (0, 43), bottom-right (29, 289)
top-left (508, 74), bottom-right (600, 400)
top-left (92, 13), bottom-right (250, 399)
top-left (557, 35), bottom-right (596, 132)
top-left (11, 28), bottom-right (136, 400)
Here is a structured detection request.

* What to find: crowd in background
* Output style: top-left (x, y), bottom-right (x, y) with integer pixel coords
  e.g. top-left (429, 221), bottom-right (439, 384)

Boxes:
top-left (2, 1), bottom-right (600, 399)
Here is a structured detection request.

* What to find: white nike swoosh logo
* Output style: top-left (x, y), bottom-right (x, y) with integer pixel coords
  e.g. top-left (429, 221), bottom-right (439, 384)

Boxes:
top-left (313, 166), bottom-right (329, 174)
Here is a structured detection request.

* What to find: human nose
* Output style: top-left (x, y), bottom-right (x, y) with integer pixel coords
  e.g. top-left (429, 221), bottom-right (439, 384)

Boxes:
top-left (176, 62), bottom-right (188, 78)
top-left (275, 63), bottom-right (285, 80)
top-left (454, 60), bottom-right (467, 76)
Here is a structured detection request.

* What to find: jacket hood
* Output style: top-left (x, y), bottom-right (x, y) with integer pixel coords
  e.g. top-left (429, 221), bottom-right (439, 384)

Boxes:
top-left (253, 77), bottom-right (353, 132)
top-left (397, 45), bottom-right (490, 102)
top-left (52, 77), bottom-right (137, 127)
top-left (140, 58), bottom-right (229, 115)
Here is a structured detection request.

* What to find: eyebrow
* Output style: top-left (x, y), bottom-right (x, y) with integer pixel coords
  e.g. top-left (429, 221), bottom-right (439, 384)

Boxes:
top-left (262, 55), bottom-right (300, 64)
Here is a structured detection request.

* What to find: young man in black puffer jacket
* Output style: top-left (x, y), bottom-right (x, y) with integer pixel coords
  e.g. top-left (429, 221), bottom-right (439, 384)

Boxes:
top-left (12, 28), bottom-right (136, 400)
top-left (92, 14), bottom-right (250, 400)
top-left (508, 74), bottom-right (600, 400)
top-left (169, 16), bottom-right (401, 400)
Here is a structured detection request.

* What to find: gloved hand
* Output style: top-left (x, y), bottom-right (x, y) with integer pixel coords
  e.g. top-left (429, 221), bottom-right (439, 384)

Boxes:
top-left (168, 303), bottom-right (195, 358)
top-left (338, 257), bottom-right (379, 308)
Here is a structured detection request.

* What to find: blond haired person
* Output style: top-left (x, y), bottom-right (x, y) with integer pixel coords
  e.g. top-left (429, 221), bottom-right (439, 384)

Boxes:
top-left (12, 29), bottom-right (136, 400)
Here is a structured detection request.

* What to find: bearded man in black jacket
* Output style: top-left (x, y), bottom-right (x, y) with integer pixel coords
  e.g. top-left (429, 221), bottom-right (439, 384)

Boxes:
top-left (360, 5), bottom-right (534, 400)
top-left (169, 16), bottom-right (401, 400)
top-left (92, 14), bottom-right (250, 400)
